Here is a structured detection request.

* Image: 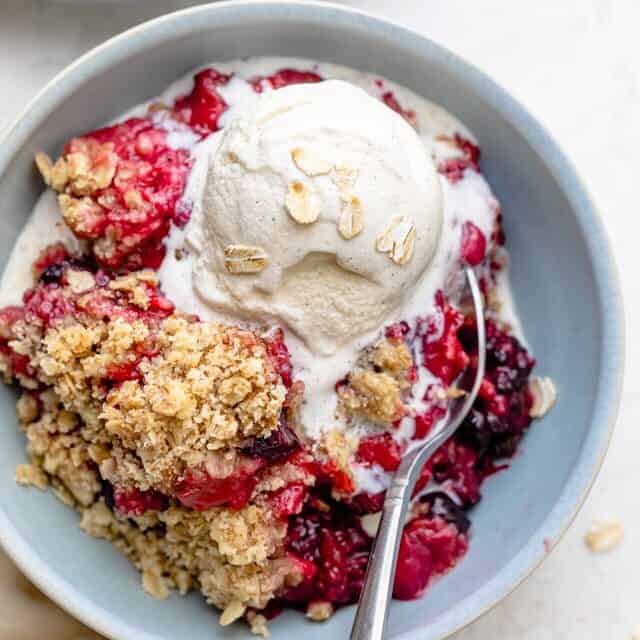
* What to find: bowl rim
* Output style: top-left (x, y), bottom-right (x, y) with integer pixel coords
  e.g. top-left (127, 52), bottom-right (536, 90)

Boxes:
top-left (0, 2), bottom-right (625, 639)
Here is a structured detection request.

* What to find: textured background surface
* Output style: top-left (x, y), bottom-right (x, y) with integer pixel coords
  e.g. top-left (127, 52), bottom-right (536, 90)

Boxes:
top-left (0, 1), bottom-right (637, 638)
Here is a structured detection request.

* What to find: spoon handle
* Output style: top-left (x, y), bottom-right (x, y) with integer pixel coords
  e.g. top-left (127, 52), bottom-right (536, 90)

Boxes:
top-left (350, 475), bottom-right (413, 640)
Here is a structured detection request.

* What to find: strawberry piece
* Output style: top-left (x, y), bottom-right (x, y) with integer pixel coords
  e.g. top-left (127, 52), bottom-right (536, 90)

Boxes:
top-left (251, 68), bottom-right (323, 93)
top-left (269, 483), bottom-right (307, 519)
top-left (460, 221), bottom-right (487, 266)
top-left (175, 456), bottom-right (266, 511)
top-left (356, 433), bottom-right (402, 472)
top-left (172, 68), bottom-right (231, 136)
top-left (422, 295), bottom-right (469, 385)
top-left (318, 459), bottom-right (355, 496)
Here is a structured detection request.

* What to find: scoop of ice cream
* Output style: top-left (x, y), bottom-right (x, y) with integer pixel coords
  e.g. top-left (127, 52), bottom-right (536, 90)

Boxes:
top-left (193, 80), bottom-right (443, 355)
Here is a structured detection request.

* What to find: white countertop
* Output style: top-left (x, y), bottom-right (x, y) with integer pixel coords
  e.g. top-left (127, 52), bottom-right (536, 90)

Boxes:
top-left (0, 1), bottom-right (638, 639)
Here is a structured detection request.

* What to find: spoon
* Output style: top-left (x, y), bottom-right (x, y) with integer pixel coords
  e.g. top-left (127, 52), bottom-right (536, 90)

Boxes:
top-left (350, 267), bottom-right (486, 640)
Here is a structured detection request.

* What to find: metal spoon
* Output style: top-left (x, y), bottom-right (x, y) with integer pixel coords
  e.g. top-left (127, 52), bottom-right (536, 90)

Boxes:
top-left (350, 267), bottom-right (486, 640)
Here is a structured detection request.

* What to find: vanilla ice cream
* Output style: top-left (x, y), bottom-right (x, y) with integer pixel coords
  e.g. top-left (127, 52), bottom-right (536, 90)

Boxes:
top-left (192, 80), bottom-right (443, 355)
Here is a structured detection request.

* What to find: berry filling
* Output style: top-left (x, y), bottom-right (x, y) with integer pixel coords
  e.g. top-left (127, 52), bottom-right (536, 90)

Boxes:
top-left (251, 68), bottom-right (323, 92)
top-left (438, 134), bottom-right (481, 183)
top-left (43, 118), bottom-right (192, 271)
top-left (423, 292), bottom-right (470, 385)
top-left (172, 68), bottom-right (232, 136)
top-left (381, 90), bottom-right (417, 127)
top-left (175, 456), bottom-right (267, 511)
top-left (114, 487), bottom-right (168, 517)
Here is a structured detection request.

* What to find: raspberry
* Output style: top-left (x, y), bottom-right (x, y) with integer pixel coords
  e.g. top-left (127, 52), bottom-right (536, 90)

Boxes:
top-left (429, 440), bottom-right (481, 506)
top-left (285, 502), bottom-right (370, 606)
top-left (393, 516), bottom-right (468, 600)
top-left (114, 487), bottom-right (167, 516)
top-left (59, 118), bottom-right (192, 271)
top-left (356, 433), bottom-right (403, 472)
top-left (460, 221), bottom-right (487, 266)
top-left (393, 519), bottom-right (434, 600)
top-left (346, 490), bottom-right (385, 515)
top-left (251, 68), bottom-right (323, 93)
top-left (22, 284), bottom-right (76, 327)
top-left (172, 68), bottom-right (231, 136)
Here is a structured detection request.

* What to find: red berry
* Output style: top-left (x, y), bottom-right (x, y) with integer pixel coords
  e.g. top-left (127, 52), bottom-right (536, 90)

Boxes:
top-left (269, 483), bottom-right (307, 519)
top-left (423, 297), bottom-right (469, 385)
top-left (460, 221), bottom-right (487, 266)
top-left (356, 433), bottom-right (403, 472)
top-left (251, 68), bottom-right (323, 93)
top-left (175, 456), bottom-right (266, 511)
top-left (33, 243), bottom-right (72, 280)
top-left (265, 328), bottom-right (294, 388)
top-left (318, 460), bottom-right (355, 495)
top-left (61, 118), bottom-right (192, 271)
top-left (393, 517), bottom-right (468, 600)
top-left (114, 487), bottom-right (167, 516)
top-left (381, 91), bottom-right (417, 127)
top-left (393, 519), bottom-right (434, 600)
top-left (346, 491), bottom-right (385, 515)
top-left (172, 68), bottom-right (231, 136)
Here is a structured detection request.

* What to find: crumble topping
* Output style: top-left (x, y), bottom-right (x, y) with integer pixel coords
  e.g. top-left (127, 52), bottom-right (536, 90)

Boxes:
top-left (4, 264), bottom-right (287, 496)
top-left (79, 499), bottom-right (300, 611)
top-left (529, 376), bottom-right (557, 418)
top-left (338, 337), bottom-right (413, 425)
top-left (101, 316), bottom-right (286, 491)
top-left (584, 519), bottom-right (624, 553)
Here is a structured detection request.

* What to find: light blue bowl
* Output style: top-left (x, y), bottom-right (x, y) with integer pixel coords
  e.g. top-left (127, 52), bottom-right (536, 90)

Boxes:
top-left (0, 2), bottom-right (624, 639)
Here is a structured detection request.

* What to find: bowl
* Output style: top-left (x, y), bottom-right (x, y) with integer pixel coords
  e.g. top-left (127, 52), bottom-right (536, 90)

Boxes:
top-left (0, 2), bottom-right (624, 639)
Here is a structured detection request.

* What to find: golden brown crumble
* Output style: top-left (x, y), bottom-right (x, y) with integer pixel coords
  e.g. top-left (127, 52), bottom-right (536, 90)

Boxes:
top-left (306, 601), bottom-right (333, 621)
top-left (78, 499), bottom-right (300, 612)
top-left (15, 389), bottom-right (301, 624)
top-left (338, 337), bottom-right (413, 426)
top-left (100, 316), bottom-right (286, 491)
top-left (10, 305), bottom-right (286, 494)
top-left (247, 610), bottom-right (270, 638)
top-left (14, 463), bottom-right (48, 490)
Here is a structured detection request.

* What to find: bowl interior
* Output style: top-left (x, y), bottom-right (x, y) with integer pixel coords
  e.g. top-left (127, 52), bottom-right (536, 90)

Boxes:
top-left (0, 4), bottom-right (621, 640)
